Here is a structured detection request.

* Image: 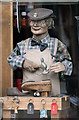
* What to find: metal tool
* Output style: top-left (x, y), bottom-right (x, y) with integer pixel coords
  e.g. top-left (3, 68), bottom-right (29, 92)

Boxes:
top-left (40, 58), bottom-right (49, 74)
top-left (34, 91), bottom-right (40, 97)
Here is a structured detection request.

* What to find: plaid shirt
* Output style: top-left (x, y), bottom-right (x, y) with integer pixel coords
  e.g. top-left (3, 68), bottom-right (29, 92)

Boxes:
top-left (7, 34), bottom-right (72, 76)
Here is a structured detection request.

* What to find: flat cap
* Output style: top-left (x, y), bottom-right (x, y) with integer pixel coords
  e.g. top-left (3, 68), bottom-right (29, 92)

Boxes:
top-left (28, 8), bottom-right (54, 20)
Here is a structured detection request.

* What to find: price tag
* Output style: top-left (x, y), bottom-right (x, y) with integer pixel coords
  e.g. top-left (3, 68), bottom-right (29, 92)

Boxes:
top-left (51, 102), bottom-right (57, 114)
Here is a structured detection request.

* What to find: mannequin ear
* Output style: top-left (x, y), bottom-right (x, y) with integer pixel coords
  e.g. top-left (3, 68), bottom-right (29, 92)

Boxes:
top-left (46, 18), bottom-right (54, 29)
top-left (48, 21), bottom-right (52, 27)
top-left (49, 20), bottom-right (55, 29)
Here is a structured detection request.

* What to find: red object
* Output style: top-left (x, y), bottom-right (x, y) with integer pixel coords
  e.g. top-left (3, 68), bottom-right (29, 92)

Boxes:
top-left (13, 12), bottom-right (17, 27)
top-left (21, 19), bottom-right (27, 26)
top-left (16, 79), bottom-right (22, 91)
top-left (14, 18), bottom-right (17, 26)
top-left (21, 12), bottom-right (27, 26)
top-left (51, 102), bottom-right (57, 114)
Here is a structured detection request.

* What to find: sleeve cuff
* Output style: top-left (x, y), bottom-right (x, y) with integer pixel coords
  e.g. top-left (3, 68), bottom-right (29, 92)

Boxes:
top-left (16, 57), bottom-right (25, 68)
top-left (61, 59), bottom-right (73, 76)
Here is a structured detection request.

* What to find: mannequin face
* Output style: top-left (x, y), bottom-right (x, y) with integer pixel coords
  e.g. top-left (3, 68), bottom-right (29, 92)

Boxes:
top-left (29, 19), bottom-right (48, 35)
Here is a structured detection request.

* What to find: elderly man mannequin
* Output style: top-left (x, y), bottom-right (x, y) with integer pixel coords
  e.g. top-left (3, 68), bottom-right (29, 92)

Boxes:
top-left (7, 8), bottom-right (72, 96)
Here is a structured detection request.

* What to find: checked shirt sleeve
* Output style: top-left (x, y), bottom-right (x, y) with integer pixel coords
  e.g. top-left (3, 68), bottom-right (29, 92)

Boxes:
top-left (55, 40), bottom-right (73, 76)
top-left (7, 42), bottom-right (25, 70)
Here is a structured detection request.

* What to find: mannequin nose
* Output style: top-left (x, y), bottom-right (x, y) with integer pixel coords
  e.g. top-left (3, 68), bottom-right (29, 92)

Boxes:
top-left (33, 22), bottom-right (38, 26)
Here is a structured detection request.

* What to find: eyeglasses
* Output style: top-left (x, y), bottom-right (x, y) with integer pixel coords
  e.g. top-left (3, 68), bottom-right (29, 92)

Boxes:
top-left (29, 20), bottom-right (47, 27)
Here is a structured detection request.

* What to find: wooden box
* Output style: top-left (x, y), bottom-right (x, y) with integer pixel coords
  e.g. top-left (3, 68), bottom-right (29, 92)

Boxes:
top-left (0, 95), bottom-right (70, 119)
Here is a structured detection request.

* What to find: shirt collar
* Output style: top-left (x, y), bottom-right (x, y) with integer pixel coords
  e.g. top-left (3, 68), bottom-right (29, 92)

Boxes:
top-left (41, 34), bottom-right (50, 43)
top-left (32, 34), bottom-right (50, 44)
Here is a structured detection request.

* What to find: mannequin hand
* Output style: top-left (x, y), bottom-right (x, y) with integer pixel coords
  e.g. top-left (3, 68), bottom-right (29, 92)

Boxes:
top-left (50, 62), bottom-right (65, 73)
top-left (23, 59), bottom-right (40, 72)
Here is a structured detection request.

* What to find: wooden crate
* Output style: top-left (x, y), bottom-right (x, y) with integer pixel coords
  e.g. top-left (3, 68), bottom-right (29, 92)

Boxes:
top-left (0, 96), bottom-right (70, 119)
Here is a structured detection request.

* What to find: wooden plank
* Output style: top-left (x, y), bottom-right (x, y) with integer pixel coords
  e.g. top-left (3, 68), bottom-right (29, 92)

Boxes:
top-left (2, 109), bottom-right (69, 119)
top-left (0, 96), bottom-right (70, 111)
top-left (62, 96), bottom-right (70, 109)
top-left (2, 2), bottom-right (13, 96)
top-left (1, 96), bottom-right (70, 119)
top-left (3, 111), bottom-right (11, 119)
top-left (51, 110), bottom-right (67, 119)
top-left (0, 3), bottom-right (2, 97)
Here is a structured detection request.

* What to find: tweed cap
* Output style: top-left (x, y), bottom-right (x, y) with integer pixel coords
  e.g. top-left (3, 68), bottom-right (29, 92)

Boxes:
top-left (28, 8), bottom-right (54, 20)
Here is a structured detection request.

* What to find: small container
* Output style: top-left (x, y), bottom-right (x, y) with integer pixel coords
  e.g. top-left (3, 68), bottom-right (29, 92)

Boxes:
top-left (21, 12), bottom-right (27, 26)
